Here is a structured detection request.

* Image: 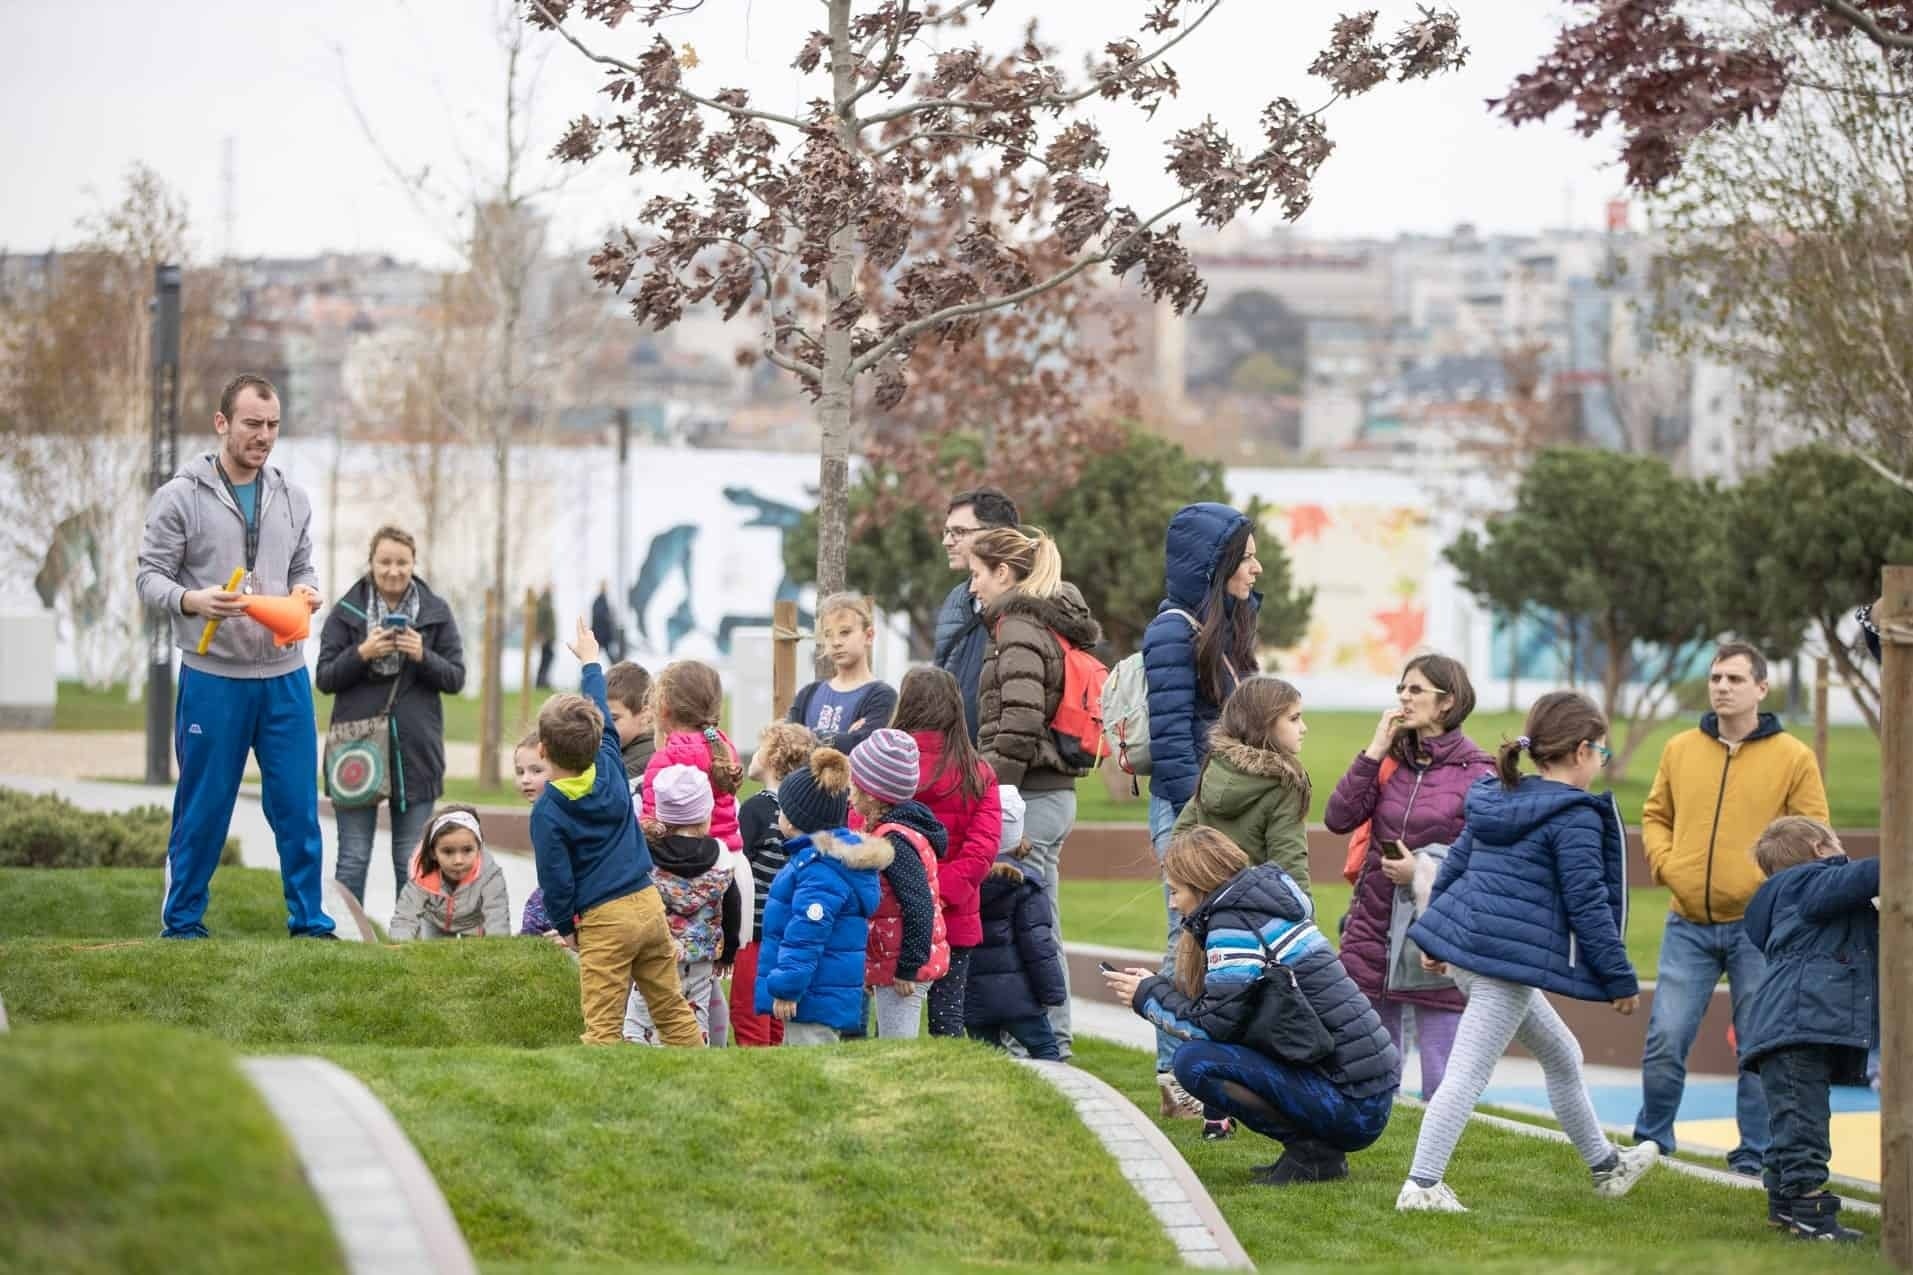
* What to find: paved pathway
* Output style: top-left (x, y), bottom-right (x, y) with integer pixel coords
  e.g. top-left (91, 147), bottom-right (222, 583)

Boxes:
top-left (242, 1056), bottom-right (478, 1275)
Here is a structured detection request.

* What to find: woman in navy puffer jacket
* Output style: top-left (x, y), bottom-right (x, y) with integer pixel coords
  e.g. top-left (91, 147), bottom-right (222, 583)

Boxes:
top-left (1139, 502), bottom-right (1261, 1106)
top-left (1395, 692), bottom-right (1656, 1215)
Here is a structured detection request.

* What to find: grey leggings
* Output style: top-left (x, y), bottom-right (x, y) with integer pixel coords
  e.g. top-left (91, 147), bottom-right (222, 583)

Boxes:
top-left (1409, 973), bottom-right (1615, 1184)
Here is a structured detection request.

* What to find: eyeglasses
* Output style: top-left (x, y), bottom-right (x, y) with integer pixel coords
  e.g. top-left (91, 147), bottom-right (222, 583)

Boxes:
top-left (941, 525), bottom-right (983, 542)
top-left (1591, 742), bottom-right (1612, 764)
top-left (1395, 683), bottom-right (1436, 697)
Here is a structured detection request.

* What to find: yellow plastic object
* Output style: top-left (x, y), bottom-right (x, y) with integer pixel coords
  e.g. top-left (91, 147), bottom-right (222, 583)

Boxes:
top-left (195, 568), bottom-right (247, 655)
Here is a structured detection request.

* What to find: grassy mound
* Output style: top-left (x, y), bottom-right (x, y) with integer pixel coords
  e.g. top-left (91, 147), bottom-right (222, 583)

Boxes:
top-left (0, 867), bottom-right (293, 939)
top-left (1070, 1037), bottom-right (1881, 1273)
top-left (0, 936), bottom-right (582, 1048)
top-left (1059, 880), bottom-right (1676, 978)
top-left (0, 1023), bottom-right (342, 1275)
top-left (326, 1038), bottom-right (1176, 1272)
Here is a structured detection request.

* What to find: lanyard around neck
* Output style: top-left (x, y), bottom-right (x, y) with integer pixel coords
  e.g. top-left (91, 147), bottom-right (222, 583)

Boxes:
top-left (216, 461), bottom-right (261, 578)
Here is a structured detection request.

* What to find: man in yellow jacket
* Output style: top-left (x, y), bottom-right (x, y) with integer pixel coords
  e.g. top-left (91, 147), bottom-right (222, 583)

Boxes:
top-left (1631, 642), bottom-right (1830, 1175)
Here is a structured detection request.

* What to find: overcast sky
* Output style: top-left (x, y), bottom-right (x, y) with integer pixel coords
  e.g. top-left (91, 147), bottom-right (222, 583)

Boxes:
top-left (0, 0), bottom-right (1632, 269)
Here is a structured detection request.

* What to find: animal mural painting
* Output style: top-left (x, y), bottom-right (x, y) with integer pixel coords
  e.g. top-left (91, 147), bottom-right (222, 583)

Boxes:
top-left (627, 485), bottom-right (815, 659)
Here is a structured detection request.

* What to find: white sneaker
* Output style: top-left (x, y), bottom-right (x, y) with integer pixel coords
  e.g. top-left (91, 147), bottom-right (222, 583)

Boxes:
top-left (1592, 1142), bottom-right (1660, 1199)
top-left (1396, 1179), bottom-right (1468, 1213)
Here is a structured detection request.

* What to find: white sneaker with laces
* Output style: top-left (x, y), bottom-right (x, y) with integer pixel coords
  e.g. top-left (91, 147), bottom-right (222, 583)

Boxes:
top-left (1592, 1142), bottom-right (1660, 1199)
top-left (1396, 1180), bottom-right (1468, 1213)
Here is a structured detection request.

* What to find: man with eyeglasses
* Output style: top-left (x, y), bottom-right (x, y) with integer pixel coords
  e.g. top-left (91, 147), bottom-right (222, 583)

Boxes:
top-left (1632, 640), bottom-right (1829, 1177)
top-left (931, 487), bottom-right (1020, 740)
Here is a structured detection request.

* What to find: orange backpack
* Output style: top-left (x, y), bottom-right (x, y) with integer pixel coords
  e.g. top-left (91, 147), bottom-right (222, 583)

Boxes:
top-left (1342, 756), bottom-right (1401, 884)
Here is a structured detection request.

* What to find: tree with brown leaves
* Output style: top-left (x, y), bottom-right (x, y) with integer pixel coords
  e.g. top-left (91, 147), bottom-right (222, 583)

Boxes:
top-left (527, 0), bottom-right (1467, 596)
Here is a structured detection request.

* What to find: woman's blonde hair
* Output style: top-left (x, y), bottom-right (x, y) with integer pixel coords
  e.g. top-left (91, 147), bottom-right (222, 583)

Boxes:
top-left (970, 525), bottom-right (1062, 600)
top-left (1163, 827), bottom-right (1251, 998)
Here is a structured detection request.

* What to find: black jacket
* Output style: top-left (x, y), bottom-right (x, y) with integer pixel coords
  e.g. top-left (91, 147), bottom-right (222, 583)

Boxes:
top-left (315, 576), bottom-right (466, 810)
top-left (1137, 863), bottom-right (1400, 1099)
top-left (966, 857), bottom-right (1067, 1025)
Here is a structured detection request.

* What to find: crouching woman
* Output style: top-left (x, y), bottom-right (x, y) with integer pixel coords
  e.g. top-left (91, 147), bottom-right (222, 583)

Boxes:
top-left (1103, 828), bottom-right (1400, 1186)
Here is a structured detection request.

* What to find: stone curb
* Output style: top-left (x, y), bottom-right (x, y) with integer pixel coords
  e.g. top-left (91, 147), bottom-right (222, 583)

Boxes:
top-left (1015, 1059), bottom-right (1254, 1270)
top-left (1396, 1096), bottom-right (1883, 1218)
top-left (326, 879), bottom-right (378, 943)
top-left (241, 1056), bottom-right (479, 1275)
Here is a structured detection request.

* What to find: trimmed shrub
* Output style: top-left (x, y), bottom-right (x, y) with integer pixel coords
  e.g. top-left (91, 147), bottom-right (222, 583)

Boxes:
top-left (0, 788), bottom-right (240, 868)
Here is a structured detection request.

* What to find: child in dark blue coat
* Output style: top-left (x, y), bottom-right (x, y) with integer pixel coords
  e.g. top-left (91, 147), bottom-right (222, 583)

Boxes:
top-left (963, 787), bottom-right (1067, 1060)
top-left (1738, 816), bottom-right (1878, 1243)
top-left (753, 747), bottom-right (893, 1045)
top-left (1399, 691), bottom-right (1658, 1214)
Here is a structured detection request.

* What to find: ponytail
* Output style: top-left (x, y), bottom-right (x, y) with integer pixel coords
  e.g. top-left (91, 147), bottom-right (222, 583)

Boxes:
top-left (1496, 738), bottom-right (1525, 789)
top-left (1502, 691), bottom-right (1607, 788)
top-left (970, 525), bottom-right (1063, 600)
top-left (1023, 531), bottom-right (1061, 599)
top-left (704, 725), bottom-right (743, 795)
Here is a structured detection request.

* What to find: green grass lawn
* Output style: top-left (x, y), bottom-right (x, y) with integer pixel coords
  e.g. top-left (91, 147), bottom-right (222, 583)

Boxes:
top-left (1069, 1036), bottom-right (1882, 1273)
top-left (56, 679), bottom-right (563, 745)
top-left (0, 935), bottom-right (583, 1048)
top-left (0, 866), bottom-right (292, 939)
top-left (1058, 879), bottom-right (1677, 980)
top-left (328, 1038), bottom-right (1175, 1273)
top-left (0, 1023), bottom-right (343, 1275)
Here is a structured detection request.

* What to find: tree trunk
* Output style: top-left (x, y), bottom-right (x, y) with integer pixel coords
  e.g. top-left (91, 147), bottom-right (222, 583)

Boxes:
top-left (1822, 614), bottom-right (1884, 737)
top-left (1601, 620), bottom-right (1628, 782)
top-left (813, 0), bottom-right (856, 603)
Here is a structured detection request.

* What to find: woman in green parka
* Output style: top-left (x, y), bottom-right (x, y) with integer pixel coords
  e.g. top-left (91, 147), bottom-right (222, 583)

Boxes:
top-left (1172, 676), bottom-right (1313, 895)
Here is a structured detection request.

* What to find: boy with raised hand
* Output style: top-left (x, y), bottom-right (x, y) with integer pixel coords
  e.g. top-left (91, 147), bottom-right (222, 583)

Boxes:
top-left (531, 617), bottom-right (704, 1046)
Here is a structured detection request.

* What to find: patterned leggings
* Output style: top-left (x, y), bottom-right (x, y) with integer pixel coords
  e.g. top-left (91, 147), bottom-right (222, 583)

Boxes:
top-left (1408, 973), bottom-right (1615, 1184)
top-left (927, 947), bottom-right (973, 1038)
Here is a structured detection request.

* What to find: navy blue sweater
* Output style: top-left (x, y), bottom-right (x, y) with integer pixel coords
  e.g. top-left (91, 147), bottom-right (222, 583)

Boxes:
top-left (529, 663), bottom-right (656, 936)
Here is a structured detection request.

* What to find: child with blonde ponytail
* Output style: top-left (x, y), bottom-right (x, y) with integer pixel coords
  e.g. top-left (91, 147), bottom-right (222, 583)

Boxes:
top-left (640, 660), bottom-right (745, 850)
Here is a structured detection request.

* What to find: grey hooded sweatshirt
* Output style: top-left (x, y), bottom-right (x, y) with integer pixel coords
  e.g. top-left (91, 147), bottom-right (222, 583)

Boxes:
top-left (136, 452), bottom-right (320, 679)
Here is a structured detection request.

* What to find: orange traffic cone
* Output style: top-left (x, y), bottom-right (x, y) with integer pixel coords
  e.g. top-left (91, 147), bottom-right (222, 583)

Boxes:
top-left (242, 593), bottom-right (312, 647)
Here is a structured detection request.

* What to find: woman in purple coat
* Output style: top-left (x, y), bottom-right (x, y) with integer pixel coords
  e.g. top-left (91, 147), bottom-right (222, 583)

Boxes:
top-left (1324, 654), bottom-right (1492, 1099)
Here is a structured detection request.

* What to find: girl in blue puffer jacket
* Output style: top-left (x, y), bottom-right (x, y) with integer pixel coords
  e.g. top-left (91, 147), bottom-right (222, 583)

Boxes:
top-left (1397, 692), bottom-right (1658, 1214)
top-left (753, 749), bottom-right (894, 1045)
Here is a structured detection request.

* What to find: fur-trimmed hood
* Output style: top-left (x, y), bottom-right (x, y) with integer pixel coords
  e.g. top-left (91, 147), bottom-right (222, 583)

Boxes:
top-left (806, 828), bottom-right (896, 873)
top-left (1193, 731), bottom-right (1310, 821)
top-left (986, 582), bottom-right (1103, 650)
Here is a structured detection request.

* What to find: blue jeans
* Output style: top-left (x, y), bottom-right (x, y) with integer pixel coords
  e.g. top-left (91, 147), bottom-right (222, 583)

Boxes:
top-left (969, 1014), bottom-right (1061, 1061)
top-left (163, 667), bottom-right (334, 938)
top-left (1174, 1040), bottom-right (1392, 1152)
top-left (334, 798), bottom-right (435, 905)
top-left (1149, 794), bottom-right (1182, 1072)
top-left (1633, 912), bottom-right (1770, 1168)
top-left (1756, 1046), bottom-right (1834, 1198)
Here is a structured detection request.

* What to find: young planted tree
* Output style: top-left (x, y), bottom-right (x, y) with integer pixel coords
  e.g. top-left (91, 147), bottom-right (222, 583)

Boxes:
top-left (1444, 448), bottom-right (1725, 780)
top-left (527, 0), bottom-right (1467, 596)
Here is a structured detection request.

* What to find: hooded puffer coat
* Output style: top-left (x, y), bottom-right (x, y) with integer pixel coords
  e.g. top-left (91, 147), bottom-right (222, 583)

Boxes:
top-left (977, 584), bottom-right (1103, 791)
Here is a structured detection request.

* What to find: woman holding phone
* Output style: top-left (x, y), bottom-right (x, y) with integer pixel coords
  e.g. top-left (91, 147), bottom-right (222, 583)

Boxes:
top-left (1323, 654), bottom-right (1491, 1100)
top-left (316, 525), bottom-right (467, 906)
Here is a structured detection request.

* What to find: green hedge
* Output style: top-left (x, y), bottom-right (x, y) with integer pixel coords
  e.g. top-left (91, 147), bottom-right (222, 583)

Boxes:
top-left (0, 788), bottom-right (240, 869)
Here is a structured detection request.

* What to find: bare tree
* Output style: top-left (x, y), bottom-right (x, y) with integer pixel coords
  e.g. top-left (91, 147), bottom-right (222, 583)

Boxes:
top-left (341, 2), bottom-right (611, 787)
top-left (527, 0), bottom-right (1467, 596)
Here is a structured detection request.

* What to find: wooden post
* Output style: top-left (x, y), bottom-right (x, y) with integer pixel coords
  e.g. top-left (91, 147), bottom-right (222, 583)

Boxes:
top-left (477, 586), bottom-right (501, 791)
top-left (1879, 564), bottom-right (1913, 1269)
top-left (518, 589), bottom-right (536, 729)
top-left (1813, 655), bottom-right (1830, 780)
top-left (772, 599), bottom-right (799, 723)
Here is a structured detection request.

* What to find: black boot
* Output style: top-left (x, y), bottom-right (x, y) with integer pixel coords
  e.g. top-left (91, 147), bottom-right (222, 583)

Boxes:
top-left (1779, 1193), bottom-right (1863, 1243)
top-left (1252, 1140), bottom-right (1349, 1186)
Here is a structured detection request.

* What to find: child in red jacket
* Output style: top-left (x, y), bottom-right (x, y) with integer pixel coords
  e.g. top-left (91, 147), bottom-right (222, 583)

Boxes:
top-left (891, 667), bottom-right (1000, 1037)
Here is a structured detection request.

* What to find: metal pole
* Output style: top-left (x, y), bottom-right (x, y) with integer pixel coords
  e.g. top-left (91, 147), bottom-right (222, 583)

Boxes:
top-left (144, 264), bottom-right (182, 786)
top-left (615, 406), bottom-right (631, 658)
top-left (1879, 564), bottom-right (1913, 1268)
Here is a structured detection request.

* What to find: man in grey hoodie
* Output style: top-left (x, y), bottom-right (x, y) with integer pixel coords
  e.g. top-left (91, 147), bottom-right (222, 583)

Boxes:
top-left (136, 374), bottom-right (336, 938)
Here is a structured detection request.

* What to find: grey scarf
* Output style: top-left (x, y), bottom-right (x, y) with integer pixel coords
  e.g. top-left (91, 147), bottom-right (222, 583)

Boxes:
top-left (368, 580), bottom-right (420, 678)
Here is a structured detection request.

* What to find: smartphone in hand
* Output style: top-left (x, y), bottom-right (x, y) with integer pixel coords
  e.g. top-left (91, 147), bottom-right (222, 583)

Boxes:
top-left (1381, 839), bottom-right (1409, 861)
top-left (1098, 961), bottom-right (1120, 974)
top-left (381, 614), bottom-right (411, 631)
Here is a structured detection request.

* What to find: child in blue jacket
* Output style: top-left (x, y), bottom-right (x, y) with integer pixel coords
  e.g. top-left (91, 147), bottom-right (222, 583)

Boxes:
top-left (1738, 816), bottom-right (1878, 1243)
top-left (753, 747), bottom-right (894, 1045)
top-left (1399, 691), bottom-right (1658, 1214)
top-left (530, 619), bottom-right (704, 1047)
